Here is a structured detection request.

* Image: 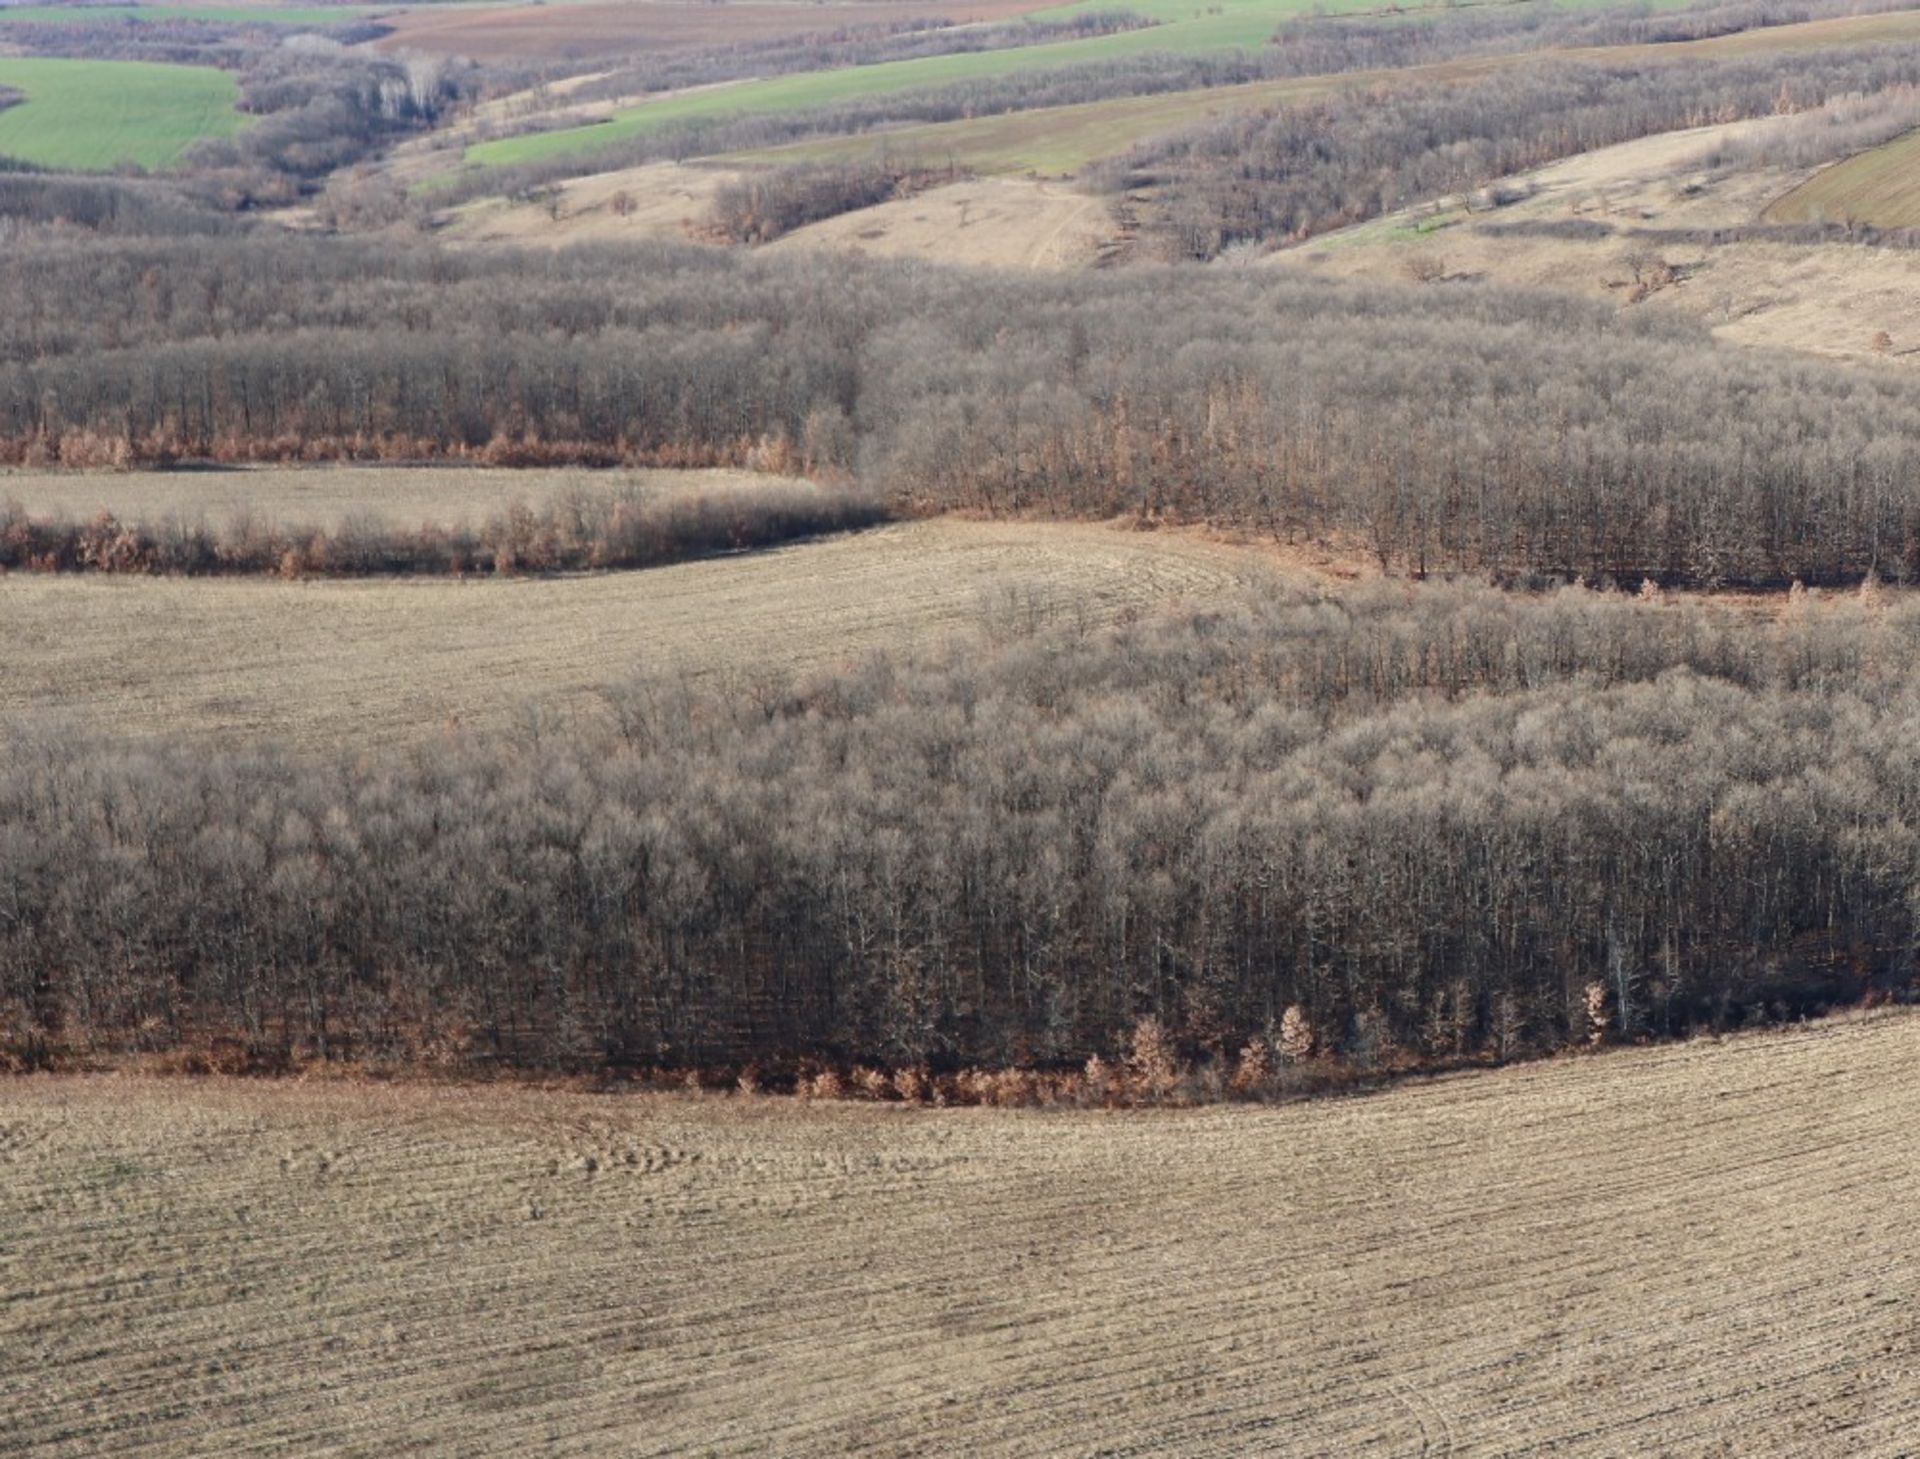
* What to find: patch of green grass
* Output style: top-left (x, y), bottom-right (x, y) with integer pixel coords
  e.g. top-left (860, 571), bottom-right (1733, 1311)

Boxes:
top-left (0, 57), bottom-right (242, 170)
top-left (0, 3), bottom-right (366, 23)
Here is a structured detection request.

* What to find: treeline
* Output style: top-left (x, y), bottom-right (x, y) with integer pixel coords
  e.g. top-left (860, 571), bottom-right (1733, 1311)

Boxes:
top-left (707, 160), bottom-right (961, 243)
top-left (0, 174), bottom-right (240, 240)
top-left (562, 10), bottom-right (1157, 105)
top-left (8, 240), bottom-right (1920, 586)
top-left (0, 477), bottom-right (881, 578)
top-left (0, 12), bottom-right (392, 96)
top-left (1475, 214), bottom-right (1920, 252)
top-left (1096, 45), bottom-right (1920, 256)
top-left (7, 581), bottom-right (1919, 1076)
top-left (1269, 0), bottom-right (1920, 74)
top-left (1691, 81), bottom-right (1920, 175)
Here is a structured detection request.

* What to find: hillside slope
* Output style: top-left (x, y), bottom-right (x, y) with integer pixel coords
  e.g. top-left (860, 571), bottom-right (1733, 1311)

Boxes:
top-left (5, 1013), bottom-right (1918, 1454)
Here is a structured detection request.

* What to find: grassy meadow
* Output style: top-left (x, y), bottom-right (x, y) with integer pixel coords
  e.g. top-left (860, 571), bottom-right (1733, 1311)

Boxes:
top-left (0, 56), bottom-right (242, 170)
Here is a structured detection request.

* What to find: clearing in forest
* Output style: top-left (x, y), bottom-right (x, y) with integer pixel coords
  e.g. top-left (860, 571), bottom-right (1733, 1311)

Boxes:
top-left (4, 1012), bottom-right (1918, 1454)
top-left (437, 162), bottom-right (740, 246)
top-left (765, 175), bottom-right (1118, 267)
top-left (0, 510), bottom-right (1279, 749)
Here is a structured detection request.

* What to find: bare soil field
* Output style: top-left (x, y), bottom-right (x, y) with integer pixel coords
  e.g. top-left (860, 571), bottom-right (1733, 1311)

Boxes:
top-left (0, 463), bottom-right (773, 529)
top-left (1262, 117), bottom-right (1920, 365)
top-left (765, 175), bottom-right (1117, 268)
top-left (5, 1011), bottom-right (1919, 1454)
top-left (375, 0), bottom-right (1061, 62)
top-left (0, 516), bottom-right (1279, 749)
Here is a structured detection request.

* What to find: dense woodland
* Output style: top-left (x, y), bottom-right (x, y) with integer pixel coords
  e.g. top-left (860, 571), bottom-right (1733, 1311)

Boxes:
top-left (6, 239), bottom-right (1920, 586)
top-left (7, 583), bottom-right (1919, 1078)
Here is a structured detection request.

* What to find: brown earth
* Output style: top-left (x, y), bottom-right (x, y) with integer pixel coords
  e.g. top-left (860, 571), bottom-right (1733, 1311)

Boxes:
top-left (374, 0), bottom-right (1064, 62)
top-left (5, 1009), bottom-right (1919, 1454)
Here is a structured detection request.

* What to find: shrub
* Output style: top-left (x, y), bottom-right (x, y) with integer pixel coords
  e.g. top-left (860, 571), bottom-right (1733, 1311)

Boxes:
top-left (1126, 1016), bottom-right (1183, 1103)
top-left (1230, 1038), bottom-right (1274, 1098)
top-left (1278, 1006), bottom-right (1314, 1063)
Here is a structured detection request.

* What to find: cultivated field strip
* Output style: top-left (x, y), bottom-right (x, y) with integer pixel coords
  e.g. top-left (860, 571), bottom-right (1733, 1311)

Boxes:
top-left (0, 518), bottom-right (1275, 749)
top-left (4, 1014), bottom-right (1919, 1455)
top-left (0, 465), bottom-right (784, 532)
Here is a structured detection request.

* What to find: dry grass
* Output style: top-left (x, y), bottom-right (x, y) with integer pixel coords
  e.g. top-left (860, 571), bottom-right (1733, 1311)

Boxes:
top-left (0, 464), bottom-right (785, 531)
top-left (439, 161), bottom-right (740, 247)
top-left (0, 515), bottom-right (1279, 750)
top-left (1263, 115), bottom-right (1920, 366)
top-left (764, 175), bottom-right (1117, 268)
top-left (5, 1011), bottom-right (1919, 1454)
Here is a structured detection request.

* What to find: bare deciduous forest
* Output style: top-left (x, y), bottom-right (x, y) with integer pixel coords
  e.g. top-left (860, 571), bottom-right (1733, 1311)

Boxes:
top-left (6, 240), bottom-right (1920, 584)
top-left (6, 581), bottom-right (1917, 1083)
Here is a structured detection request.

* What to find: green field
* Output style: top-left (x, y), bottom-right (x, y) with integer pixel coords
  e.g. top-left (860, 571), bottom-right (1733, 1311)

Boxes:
top-left (1766, 126), bottom-right (1920, 227)
top-left (0, 57), bottom-right (242, 170)
top-left (0, 2), bottom-right (365, 22)
top-left (463, 0), bottom-right (1461, 171)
